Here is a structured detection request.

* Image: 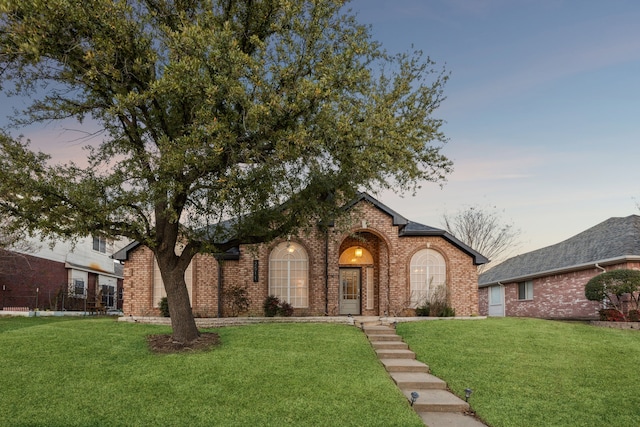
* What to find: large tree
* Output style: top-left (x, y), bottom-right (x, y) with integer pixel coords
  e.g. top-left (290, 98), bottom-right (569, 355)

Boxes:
top-left (0, 0), bottom-right (452, 343)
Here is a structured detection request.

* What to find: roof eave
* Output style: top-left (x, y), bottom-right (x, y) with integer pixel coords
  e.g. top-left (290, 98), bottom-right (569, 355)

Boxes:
top-left (399, 228), bottom-right (489, 266)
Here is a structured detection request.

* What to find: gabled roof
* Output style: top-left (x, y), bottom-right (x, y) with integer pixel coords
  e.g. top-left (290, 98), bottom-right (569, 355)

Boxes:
top-left (352, 193), bottom-right (488, 265)
top-left (113, 192), bottom-right (489, 265)
top-left (479, 214), bottom-right (640, 287)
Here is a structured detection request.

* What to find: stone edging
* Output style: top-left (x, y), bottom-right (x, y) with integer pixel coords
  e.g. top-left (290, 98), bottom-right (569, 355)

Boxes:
top-left (590, 321), bottom-right (640, 330)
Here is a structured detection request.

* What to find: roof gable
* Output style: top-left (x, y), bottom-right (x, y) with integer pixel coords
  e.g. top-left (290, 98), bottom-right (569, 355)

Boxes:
top-left (113, 192), bottom-right (489, 265)
top-left (350, 193), bottom-right (488, 265)
top-left (479, 214), bottom-right (640, 286)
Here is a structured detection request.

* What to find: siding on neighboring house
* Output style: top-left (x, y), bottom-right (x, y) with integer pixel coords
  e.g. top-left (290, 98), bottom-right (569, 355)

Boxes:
top-left (117, 193), bottom-right (488, 318)
top-left (479, 215), bottom-right (640, 320)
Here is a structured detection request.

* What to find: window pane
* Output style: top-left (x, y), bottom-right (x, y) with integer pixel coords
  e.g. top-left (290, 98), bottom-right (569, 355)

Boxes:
top-left (269, 242), bottom-right (308, 308)
top-left (409, 249), bottom-right (446, 307)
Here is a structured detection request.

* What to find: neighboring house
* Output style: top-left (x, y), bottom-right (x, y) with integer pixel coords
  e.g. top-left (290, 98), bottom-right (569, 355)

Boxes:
top-left (0, 235), bottom-right (124, 312)
top-left (478, 215), bottom-right (640, 320)
top-left (114, 193), bottom-right (488, 318)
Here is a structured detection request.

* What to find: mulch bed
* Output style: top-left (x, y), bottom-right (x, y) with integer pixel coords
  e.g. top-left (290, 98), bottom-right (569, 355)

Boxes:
top-left (147, 332), bottom-right (221, 354)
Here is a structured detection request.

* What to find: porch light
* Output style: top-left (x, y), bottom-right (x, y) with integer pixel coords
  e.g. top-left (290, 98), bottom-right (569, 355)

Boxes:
top-left (286, 242), bottom-right (295, 253)
top-left (410, 391), bottom-right (419, 406)
top-left (465, 388), bottom-right (473, 402)
top-left (355, 247), bottom-right (363, 258)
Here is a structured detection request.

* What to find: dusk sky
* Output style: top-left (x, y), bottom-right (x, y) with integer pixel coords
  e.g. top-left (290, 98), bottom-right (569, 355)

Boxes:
top-left (2, 1), bottom-right (640, 262)
top-left (350, 0), bottom-right (640, 257)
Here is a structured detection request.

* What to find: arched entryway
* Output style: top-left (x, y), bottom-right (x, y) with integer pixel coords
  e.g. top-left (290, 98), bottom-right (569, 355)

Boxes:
top-left (337, 231), bottom-right (387, 316)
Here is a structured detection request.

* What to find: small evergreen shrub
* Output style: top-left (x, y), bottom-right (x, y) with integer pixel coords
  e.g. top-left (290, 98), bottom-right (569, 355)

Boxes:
top-left (628, 309), bottom-right (640, 322)
top-left (278, 301), bottom-right (294, 317)
top-left (263, 295), bottom-right (280, 317)
top-left (159, 297), bottom-right (170, 317)
top-left (263, 295), bottom-right (294, 317)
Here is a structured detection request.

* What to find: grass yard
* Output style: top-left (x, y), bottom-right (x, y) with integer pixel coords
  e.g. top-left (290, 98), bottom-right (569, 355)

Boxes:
top-left (0, 317), bottom-right (422, 427)
top-left (397, 317), bottom-right (640, 427)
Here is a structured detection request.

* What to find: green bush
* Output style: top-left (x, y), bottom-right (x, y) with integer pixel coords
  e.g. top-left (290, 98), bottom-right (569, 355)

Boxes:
top-left (263, 295), bottom-right (294, 317)
top-left (585, 270), bottom-right (640, 300)
top-left (263, 295), bottom-right (280, 317)
top-left (415, 303), bottom-right (430, 316)
top-left (278, 301), bottom-right (294, 317)
top-left (159, 297), bottom-right (170, 317)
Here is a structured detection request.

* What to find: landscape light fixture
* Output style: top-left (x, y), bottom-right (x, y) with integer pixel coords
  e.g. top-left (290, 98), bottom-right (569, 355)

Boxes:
top-left (465, 388), bottom-right (473, 402)
top-left (410, 391), bottom-right (419, 406)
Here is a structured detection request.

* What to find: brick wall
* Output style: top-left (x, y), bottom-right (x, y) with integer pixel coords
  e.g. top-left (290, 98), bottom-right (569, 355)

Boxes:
top-left (0, 251), bottom-right (68, 310)
top-left (123, 200), bottom-right (481, 317)
top-left (478, 262), bottom-right (640, 319)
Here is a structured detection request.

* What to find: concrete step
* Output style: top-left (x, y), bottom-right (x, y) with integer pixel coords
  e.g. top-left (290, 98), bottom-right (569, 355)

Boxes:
top-left (363, 325), bottom-right (395, 334)
top-left (367, 333), bottom-right (403, 342)
top-left (380, 358), bottom-right (429, 373)
top-left (390, 372), bottom-right (446, 390)
top-left (371, 341), bottom-right (408, 350)
top-left (376, 349), bottom-right (415, 359)
top-left (418, 411), bottom-right (487, 427)
top-left (403, 389), bottom-right (470, 413)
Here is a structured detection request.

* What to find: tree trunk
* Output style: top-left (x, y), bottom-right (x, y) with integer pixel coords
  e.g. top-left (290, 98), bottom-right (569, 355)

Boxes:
top-left (162, 266), bottom-right (200, 344)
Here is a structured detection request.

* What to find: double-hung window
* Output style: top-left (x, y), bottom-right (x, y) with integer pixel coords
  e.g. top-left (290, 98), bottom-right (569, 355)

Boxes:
top-left (518, 281), bottom-right (533, 300)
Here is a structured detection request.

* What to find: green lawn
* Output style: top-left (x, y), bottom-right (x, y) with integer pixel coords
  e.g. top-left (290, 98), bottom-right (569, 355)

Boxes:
top-left (0, 317), bottom-right (422, 427)
top-left (397, 317), bottom-right (640, 427)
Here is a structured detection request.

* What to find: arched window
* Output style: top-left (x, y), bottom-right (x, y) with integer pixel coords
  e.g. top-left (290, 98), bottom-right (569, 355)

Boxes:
top-left (269, 242), bottom-right (308, 308)
top-left (409, 249), bottom-right (446, 307)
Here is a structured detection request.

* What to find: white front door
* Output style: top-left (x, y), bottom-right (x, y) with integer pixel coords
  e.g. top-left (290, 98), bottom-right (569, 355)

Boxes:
top-left (488, 285), bottom-right (505, 317)
top-left (339, 268), bottom-right (361, 315)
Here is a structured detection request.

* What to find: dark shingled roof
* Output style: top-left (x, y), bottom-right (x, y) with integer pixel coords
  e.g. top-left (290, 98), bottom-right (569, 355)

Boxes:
top-left (479, 215), bottom-right (640, 287)
top-left (113, 192), bottom-right (489, 265)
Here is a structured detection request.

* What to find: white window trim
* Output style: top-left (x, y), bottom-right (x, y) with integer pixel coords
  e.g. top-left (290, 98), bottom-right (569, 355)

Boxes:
top-left (518, 281), bottom-right (534, 301)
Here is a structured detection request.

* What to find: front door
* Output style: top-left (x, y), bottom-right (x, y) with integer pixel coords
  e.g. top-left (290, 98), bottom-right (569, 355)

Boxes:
top-left (488, 285), bottom-right (505, 317)
top-left (339, 268), bottom-right (361, 315)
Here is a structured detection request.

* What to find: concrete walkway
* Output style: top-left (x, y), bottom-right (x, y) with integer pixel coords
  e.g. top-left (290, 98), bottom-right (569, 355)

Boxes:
top-left (363, 323), bottom-right (488, 427)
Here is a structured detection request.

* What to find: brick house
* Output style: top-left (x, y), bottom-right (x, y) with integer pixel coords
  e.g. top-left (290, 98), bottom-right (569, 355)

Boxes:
top-left (478, 215), bottom-right (640, 319)
top-left (0, 236), bottom-right (124, 312)
top-left (115, 193), bottom-right (488, 318)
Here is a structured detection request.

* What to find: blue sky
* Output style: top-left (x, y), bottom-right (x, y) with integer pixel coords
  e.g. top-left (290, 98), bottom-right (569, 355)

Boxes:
top-left (349, 0), bottom-right (640, 256)
top-left (2, 1), bottom-right (640, 259)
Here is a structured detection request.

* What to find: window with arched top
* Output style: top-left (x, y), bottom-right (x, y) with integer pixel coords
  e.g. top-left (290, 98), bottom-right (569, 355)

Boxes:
top-left (339, 246), bottom-right (374, 265)
top-left (269, 242), bottom-right (309, 308)
top-left (409, 248), bottom-right (446, 307)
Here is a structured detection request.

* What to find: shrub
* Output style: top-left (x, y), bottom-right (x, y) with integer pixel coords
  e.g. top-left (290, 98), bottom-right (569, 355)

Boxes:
top-left (278, 301), bottom-right (294, 317)
top-left (263, 295), bottom-right (294, 317)
top-left (263, 295), bottom-right (280, 317)
top-left (415, 303), bottom-right (430, 317)
top-left (599, 308), bottom-right (625, 322)
top-left (414, 284), bottom-right (455, 317)
top-left (585, 270), bottom-right (640, 316)
top-left (223, 285), bottom-right (250, 317)
top-left (628, 309), bottom-right (640, 322)
top-left (159, 297), bottom-right (170, 317)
